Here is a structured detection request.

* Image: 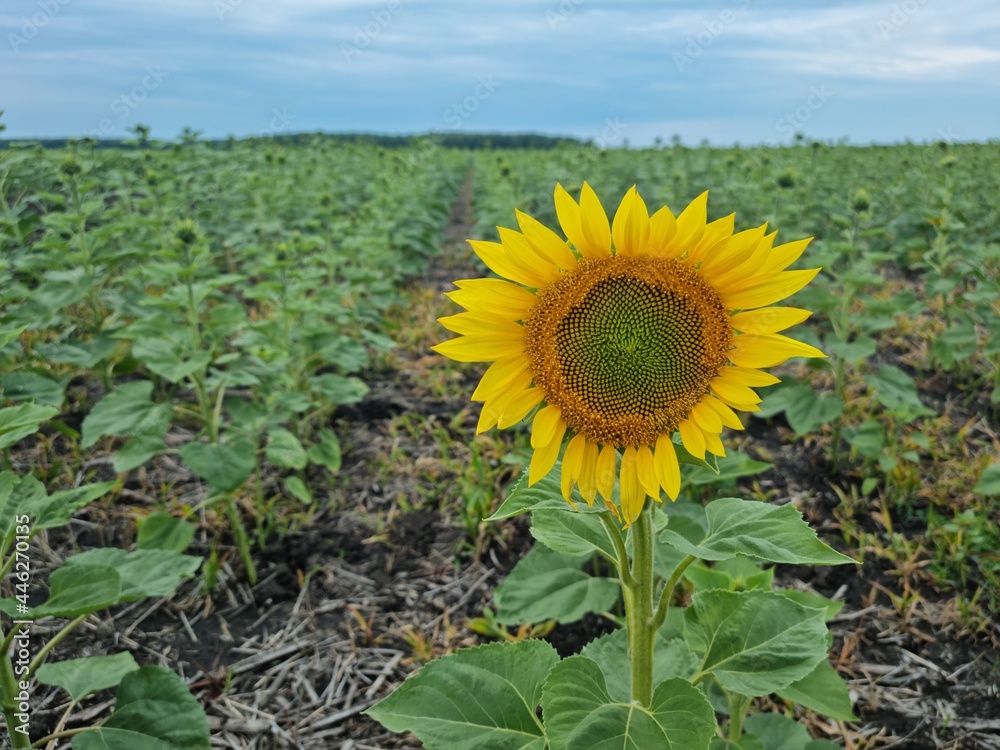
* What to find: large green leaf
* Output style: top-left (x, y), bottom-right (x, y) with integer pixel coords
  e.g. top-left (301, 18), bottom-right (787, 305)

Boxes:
top-left (580, 629), bottom-right (699, 703)
top-left (489, 467), bottom-right (606, 520)
top-left (530, 508), bottom-right (617, 560)
top-left (265, 427), bottom-right (308, 470)
top-left (137, 512), bottom-right (196, 553)
top-left (80, 381), bottom-right (167, 449)
top-left (366, 640), bottom-right (557, 750)
top-left (868, 364), bottom-right (934, 418)
top-left (132, 338), bottom-right (212, 383)
top-left (685, 451), bottom-right (771, 487)
top-left (973, 463), bottom-right (1000, 495)
top-left (306, 428), bottom-right (342, 473)
top-left (0, 403), bottom-right (60, 449)
top-left (72, 666), bottom-right (211, 750)
top-left (684, 590), bottom-right (829, 696)
top-left (30, 564), bottom-right (122, 618)
top-left (30, 481), bottom-right (118, 532)
top-left (542, 656), bottom-right (716, 750)
top-left (37, 652), bottom-right (139, 702)
top-left (743, 713), bottom-right (812, 750)
top-left (782, 386), bottom-right (844, 435)
top-left (659, 497), bottom-right (854, 566)
top-left (493, 544), bottom-right (618, 625)
top-left (777, 660), bottom-right (857, 721)
top-left (178, 438), bottom-right (255, 492)
top-left (63, 549), bottom-right (201, 601)
top-left (0, 371), bottom-right (67, 407)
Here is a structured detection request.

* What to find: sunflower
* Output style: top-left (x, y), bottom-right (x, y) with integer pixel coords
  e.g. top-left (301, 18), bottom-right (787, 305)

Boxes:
top-left (434, 184), bottom-right (824, 524)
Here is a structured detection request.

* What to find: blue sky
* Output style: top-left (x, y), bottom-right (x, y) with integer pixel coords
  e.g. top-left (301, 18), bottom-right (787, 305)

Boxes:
top-left (3, 0), bottom-right (998, 145)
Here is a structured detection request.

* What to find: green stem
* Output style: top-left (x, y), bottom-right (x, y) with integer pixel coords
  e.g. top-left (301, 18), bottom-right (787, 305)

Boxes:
top-left (27, 615), bottom-right (86, 677)
top-left (727, 691), bottom-right (750, 741)
top-left (32, 725), bottom-right (90, 748)
top-left (624, 499), bottom-right (655, 706)
top-left (599, 513), bottom-right (634, 589)
top-left (652, 554), bottom-right (696, 630)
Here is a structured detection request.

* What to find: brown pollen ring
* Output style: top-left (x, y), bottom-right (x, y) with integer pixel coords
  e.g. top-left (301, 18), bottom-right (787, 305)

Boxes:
top-left (524, 255), bottom-right (732, 446)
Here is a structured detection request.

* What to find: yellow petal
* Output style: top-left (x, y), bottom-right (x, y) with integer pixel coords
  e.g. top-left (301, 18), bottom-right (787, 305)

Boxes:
top-left (469, 239), bottom-right (551, 288)
top-left (720, 268), bottom-right (821, 311)
top-left (561, 433), bottom-right (587, 501)
top-left (760, 237), bottom-right (812, 274)
top-left (690, 400), bottom-right (723, 434)
top-left (719, 366), bottom-right (781, 388)
top-left (730, 334), bottom-right (827, 368)
top-left (472, 355), bottom-right (531, 402)
top-left (515, 209), bottom-right (578, 270)
top-left (530, 404), bottom-right (564, 449)
top-left (619, 446), bottom-right (644, 524)
top-left (703, 395), bottom-right (744, 430)
top-left (635, 444), bottom-right (660, 500)
top-left (704, 430), bottom-right (726, 457)
top-left (596, 443), bottom-right (617, 503)
top-left (579, 182), bottom-right (612, 258)
top-left (710, 229), bottom-right (778, 290)
top-left (687, 213), bottom-right (736, 265)
top-left (577, 440), bottom-right (599, 506)
top-left (729, 307), bottom-right (812, 335)
top-left (498, 227), bottom-right (562, 285)
top-left (611, 186), bottom-right (650, 257)
top-left (438, 312), bottom-right (523, 337)
top-left (709, 377), bottom-right (761, 407)
top-left (670, 191), bottom-right (708, 257)
top-left (654, 435), bottom-right (680, 500)
top-left (699, 223), bottom-right (768, 277)
top-left (477, 370), bottom-right (533, 432)
top-left (447, 278), bottom-right (537, 319)
top-left (497, 386), bottom-right (544, 428)
top-left (432, 333), bottom-right (524, 363)
top-left (647, 205), bottom-right (678, 257)
top-left (554, 184), bottom-right (593, 258)
top-left (678, 419), bottom-right (706, 459)
top-left (529, 417), bottom-right (566, 485)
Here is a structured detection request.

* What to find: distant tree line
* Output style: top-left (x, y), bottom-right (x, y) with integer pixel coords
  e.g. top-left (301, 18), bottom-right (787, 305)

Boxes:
top-left (0, 130), bottom-right (584, 151)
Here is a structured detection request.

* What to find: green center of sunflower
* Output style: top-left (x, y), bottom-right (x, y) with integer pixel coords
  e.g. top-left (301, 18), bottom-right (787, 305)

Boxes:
top-left (525, 255), bottom-right (732, 446)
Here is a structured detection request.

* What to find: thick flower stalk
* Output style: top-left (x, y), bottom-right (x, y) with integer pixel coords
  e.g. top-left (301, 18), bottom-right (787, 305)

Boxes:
top-left (434, 184), bottom-right (825, 523)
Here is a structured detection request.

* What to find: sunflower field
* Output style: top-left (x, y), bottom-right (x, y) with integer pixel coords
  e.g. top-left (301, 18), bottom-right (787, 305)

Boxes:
top-left (1, 135), bottom-right (998, 749)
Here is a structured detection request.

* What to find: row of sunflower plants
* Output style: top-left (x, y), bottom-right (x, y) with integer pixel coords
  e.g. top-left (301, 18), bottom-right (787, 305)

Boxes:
top-left (0, 405), bottom-right (209, 749)
top-left (0, 137), bottom-right (466, 585)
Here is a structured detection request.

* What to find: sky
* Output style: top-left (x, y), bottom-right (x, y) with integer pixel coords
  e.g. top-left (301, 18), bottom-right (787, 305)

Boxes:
top-left (2, 0), bottom-right (998, 146)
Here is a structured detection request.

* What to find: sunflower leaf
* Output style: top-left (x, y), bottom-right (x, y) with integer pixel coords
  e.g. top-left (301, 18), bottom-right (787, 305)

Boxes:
top-left (542, 656), bottom-right (716, 750)
top-left (659, 497), bottom-right (855, 566)
top-left (489, 465), bottom-right (607, 520)
top-left (365, 640), bottom-right (557, 750)
top-left (684, 589), bottom-right (829, 696)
